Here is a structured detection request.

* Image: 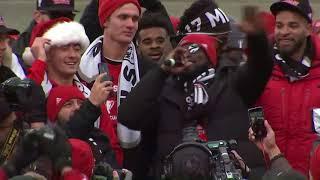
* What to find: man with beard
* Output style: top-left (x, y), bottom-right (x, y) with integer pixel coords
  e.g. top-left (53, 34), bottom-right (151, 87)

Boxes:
top-left (118, 10), bottom-right (273, 177)
top-left (0, 16), bottom-right (25, 79)
top-left (255, 0), bottom-right (319, 176)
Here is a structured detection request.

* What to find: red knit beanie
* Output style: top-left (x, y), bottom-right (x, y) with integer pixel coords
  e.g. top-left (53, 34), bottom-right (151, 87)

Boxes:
top-left (46, 86), bottom-right (85, 122)
top-left (98, 0), bottom-right (141, 27)
top-left (179, 34), bottom-right (217, 66)
top-left (69, 138), bottom-right (95, 178)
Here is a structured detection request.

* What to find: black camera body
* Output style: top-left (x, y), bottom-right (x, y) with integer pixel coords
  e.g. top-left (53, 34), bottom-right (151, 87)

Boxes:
top-left (206, 140), bottom-right (242, 180)
top-left (0, 77), bottom-right (33, 111)
top-left (162, 126), bottom-right (242, 180)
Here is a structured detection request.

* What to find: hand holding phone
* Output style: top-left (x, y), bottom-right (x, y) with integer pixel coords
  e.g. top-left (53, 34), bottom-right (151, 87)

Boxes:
top-left (248, 107), bottom-right (267, 139)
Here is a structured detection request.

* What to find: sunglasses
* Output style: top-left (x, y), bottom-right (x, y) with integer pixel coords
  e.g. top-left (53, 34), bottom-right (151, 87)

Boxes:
top-left (187, 43), bottom-right (201, 54)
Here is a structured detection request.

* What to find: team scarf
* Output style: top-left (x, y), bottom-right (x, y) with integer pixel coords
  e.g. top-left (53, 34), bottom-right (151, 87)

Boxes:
top-left (183, 68), bottom-right (215, 111)
top-left (273, 42), bottom-right (312, 82)
top-left (41, 73), bottom-right (90, 98)
top-left (78, 36), bottom-right (142, 149)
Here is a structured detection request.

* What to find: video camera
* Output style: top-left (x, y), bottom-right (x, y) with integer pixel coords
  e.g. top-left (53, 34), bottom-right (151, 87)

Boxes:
top-left (162, 126), bottom-right (243, 180)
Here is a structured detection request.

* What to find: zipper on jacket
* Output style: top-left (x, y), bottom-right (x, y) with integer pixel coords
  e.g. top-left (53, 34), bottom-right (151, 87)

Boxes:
top-left (303, 88), bottom-right (311, 127)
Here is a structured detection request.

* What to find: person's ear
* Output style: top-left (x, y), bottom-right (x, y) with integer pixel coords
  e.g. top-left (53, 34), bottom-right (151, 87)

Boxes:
top-left (103, 18), bottom-right (110, 29)
top-left (306, 23), bottom-right (312, 37)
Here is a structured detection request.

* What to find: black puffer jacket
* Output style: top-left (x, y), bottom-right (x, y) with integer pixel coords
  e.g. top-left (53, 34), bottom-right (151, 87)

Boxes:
top-left (64, 99), bottom-right (119, 168)
top-left (118, 32), bottom-right (273, 179)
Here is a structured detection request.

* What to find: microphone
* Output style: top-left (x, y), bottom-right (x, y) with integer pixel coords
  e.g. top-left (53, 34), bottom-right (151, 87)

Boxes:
top-left (164, 58), bottom-right (176, 67)
top-left (164, 58), bottom-right (183, 67)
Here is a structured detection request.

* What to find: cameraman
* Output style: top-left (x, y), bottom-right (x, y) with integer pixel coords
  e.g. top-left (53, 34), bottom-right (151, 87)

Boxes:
top-left (0, 125), bottom-right (90, 180)
top-left (0, 77), bottom-right (46, 162)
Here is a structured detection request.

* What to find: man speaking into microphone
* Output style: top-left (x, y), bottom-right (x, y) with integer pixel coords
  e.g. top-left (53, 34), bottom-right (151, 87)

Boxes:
top-left (118, 3), bottom-right (274, 180)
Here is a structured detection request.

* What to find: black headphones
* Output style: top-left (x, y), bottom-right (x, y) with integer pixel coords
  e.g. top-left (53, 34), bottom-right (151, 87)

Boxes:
top-left (161, 141), bottom-right (215, 179)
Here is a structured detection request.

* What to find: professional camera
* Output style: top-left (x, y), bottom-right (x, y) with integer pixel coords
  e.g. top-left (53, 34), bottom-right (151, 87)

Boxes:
top-left (162, 126), bottom-right (243, 180)
top-left (0, 77), bottom-right (34, 111)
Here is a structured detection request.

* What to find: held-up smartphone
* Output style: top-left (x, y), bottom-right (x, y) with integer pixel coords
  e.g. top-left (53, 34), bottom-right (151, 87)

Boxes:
top-left (98, 62), bottom-right (112, 82)
top-left (248, 107), bottom-right (267, 139)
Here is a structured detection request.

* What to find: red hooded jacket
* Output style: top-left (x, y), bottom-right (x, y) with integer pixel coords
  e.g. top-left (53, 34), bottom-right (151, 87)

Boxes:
top-left (256, 35), bottom-right (320, 175)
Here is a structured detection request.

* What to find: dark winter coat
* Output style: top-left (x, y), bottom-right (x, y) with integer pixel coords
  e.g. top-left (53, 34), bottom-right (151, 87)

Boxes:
top-left (118, 32), bottom-right (274, 179)
top-left (256, 35), bottom-right (320, 175)
top-left (65, 99), bottom-right (119, 168)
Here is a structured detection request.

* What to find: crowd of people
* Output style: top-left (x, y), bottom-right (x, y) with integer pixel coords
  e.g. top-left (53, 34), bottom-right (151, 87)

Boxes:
top-left (0, 0), bottom-right (320, 179)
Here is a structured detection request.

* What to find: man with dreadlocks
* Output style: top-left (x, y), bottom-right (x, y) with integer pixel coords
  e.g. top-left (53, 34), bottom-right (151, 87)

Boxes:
top-left (118, 1), bottom-right (273, 179)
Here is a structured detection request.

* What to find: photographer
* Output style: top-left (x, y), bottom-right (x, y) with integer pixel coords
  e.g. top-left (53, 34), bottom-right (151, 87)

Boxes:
top-left (0, 77), bottom-right (46, 166)
top-left (0, 77), bottom-right (46, 129)
top-left (0, 126), bottom-right (88, 180)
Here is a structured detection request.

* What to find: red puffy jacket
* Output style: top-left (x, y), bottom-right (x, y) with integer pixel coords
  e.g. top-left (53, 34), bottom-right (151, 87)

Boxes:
top-left (256, 35), bottom-right (320, 175)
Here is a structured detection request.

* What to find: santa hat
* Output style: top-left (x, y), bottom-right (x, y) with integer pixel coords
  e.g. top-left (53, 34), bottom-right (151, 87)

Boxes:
top-left (310, 144), bottom-right (320, 180)
top-left (98, 0), bottom-right (141, 27)
top-left (179, 34), bottom-right (217, 66)
top-left (46, 85), bottom-right (85, 122)
top-left (23, 17), bottom-right (89, 66)
top-left (69, 138), bottom-right (95, 178)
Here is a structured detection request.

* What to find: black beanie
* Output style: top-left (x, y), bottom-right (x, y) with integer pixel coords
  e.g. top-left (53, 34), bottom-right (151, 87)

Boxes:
top-left (178, 0), bottom-right (231, 36)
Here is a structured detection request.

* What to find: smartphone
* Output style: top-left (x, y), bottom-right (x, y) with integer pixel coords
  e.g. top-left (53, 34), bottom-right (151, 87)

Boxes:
top-left (98, 62), bottom-right (112, 82)
top-left (248, 107), bottom-right (267, 139)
